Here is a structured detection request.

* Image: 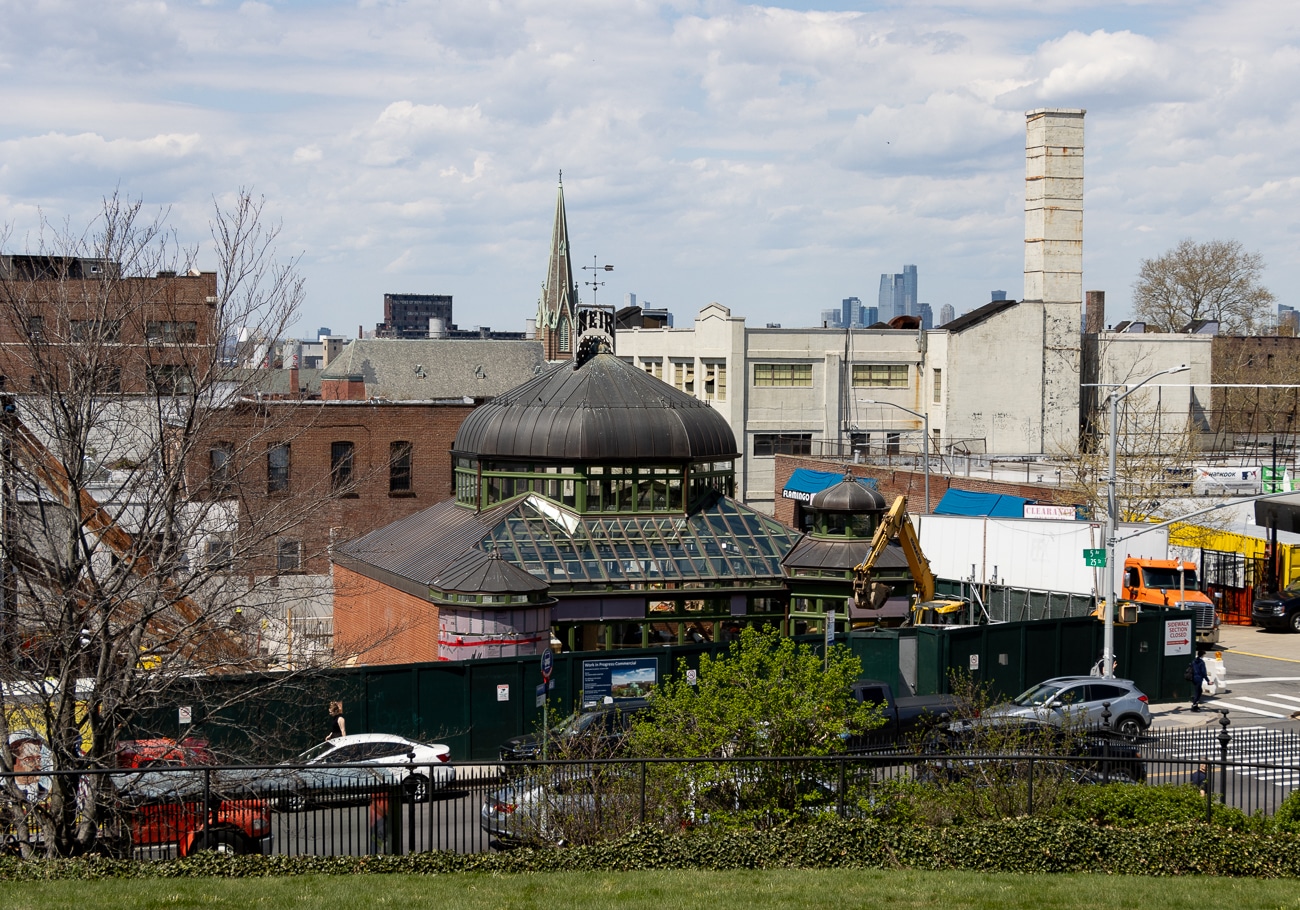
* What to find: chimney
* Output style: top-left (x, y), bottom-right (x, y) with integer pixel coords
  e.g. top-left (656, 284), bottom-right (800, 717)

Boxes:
top-left (1024, 108), bottom-right (1084, 305)
top-left (1085, 290), bottom-right (1105, 334)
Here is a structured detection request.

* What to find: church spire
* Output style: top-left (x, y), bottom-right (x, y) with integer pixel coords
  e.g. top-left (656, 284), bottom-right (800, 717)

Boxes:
top-left (536, 173), bottom-right (579, 361)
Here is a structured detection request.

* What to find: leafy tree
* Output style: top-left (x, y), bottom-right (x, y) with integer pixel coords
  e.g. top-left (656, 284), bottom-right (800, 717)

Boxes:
top-left (1132, 238), bottom-right (1275, 335)
top-left (629, 626), bottom-right (877, 759)
top-left (627, 626), bottom-right (879, 828)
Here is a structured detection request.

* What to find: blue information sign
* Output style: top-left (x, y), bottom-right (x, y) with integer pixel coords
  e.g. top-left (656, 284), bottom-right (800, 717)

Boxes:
top-left (540, 648), bottom-right (554, 681)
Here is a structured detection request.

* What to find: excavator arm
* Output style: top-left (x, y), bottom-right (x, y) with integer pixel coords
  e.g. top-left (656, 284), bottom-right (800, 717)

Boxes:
top-left (851, 494), bottom-right (966, 624)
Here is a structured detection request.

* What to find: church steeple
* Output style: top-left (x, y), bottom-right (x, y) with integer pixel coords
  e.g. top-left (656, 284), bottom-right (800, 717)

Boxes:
top-left (535, 173), bottom-right (579, 361)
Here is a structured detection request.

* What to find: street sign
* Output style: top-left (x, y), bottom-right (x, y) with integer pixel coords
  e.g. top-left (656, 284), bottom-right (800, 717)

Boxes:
top-left (1164, 618), bottom-right (1193, 656)
top-left (178, 706), bottom-right (192, 725)
top-left (540, 648), bottom-right (554, 681)
top-left (1083, 548), bottom-right (1107, 567)
top-left (536, 684), bottom-right (547, 708)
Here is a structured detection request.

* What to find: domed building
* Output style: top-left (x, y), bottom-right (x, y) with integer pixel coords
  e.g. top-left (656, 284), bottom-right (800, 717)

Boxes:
top-left (332, 344), bottom-right (802, 662)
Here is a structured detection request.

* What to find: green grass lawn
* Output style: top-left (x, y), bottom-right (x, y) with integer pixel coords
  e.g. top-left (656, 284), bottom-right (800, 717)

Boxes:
top-left (2, 869), bottom-right (1300, 910)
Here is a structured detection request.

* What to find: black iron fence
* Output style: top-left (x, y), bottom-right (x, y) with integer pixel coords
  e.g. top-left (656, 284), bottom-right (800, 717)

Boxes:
top-left (3, 719), bottom-right (1298, 860)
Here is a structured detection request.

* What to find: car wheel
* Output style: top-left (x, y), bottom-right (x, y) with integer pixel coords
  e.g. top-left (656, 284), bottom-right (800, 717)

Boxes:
top-left (1116, 716), bottom-right (1145, 739)
top-left (1290, 611), bottom-right (1300, 634)
top-left (194, 829), bottom-right (248, 855)
top-left (403, 773), bottom-right (430, 803)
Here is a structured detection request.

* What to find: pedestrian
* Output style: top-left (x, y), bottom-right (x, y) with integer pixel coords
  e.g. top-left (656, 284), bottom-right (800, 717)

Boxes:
top-left (1190, 652), bottom-right (1209, 712)
top-left (1089, 654), bottom-right (1117, 677)
top-left (326, 700), bottom-right (346, 739)
top-left (1191, 762), bottom-right (1208, 795)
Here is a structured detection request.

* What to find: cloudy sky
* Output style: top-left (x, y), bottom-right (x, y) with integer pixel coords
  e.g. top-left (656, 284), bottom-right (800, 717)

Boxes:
top-left (1, 0), bottom-right (1296, 337)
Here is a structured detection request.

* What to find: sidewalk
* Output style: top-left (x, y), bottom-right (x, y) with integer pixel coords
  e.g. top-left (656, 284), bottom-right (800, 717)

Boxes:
top-left (1150, 623), bottom-right (1300, 729)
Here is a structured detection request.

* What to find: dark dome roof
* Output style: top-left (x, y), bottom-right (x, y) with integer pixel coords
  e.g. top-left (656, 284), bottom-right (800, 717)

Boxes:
top-left (453, 352), bottom-right (738, 462)
top-left (810, 477), bottom-right (886, 513)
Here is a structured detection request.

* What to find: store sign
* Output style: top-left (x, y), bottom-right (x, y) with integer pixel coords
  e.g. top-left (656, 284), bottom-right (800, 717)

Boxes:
top-left (1024, 504), bottom-right (1077, 520)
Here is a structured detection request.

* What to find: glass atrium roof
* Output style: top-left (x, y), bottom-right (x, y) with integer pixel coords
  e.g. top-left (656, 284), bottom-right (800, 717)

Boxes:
top-left (479, 493), bottom-right (800, 589)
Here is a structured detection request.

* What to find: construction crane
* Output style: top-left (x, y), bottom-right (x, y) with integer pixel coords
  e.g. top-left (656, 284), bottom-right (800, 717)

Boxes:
top-left (0, 398), bottom-right (247, 665)
top-left (851, 495), bottom-right (966, 625)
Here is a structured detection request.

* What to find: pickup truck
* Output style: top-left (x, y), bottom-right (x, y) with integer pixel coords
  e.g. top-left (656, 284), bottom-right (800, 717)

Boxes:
top-left (846, 680), bottom-right (961, 751)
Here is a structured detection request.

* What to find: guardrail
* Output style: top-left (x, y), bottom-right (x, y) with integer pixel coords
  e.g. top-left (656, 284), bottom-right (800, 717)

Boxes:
top-left (2, 720), bottom-right (1297, 859)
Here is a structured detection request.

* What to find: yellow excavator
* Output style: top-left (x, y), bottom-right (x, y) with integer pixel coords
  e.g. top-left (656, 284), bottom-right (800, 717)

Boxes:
top-left (850, 495), bottom-right (967, 625)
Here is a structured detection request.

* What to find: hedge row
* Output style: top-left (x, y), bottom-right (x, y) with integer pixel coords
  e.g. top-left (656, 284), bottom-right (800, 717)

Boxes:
top-left (3, 819), bottom-right (1300, 881)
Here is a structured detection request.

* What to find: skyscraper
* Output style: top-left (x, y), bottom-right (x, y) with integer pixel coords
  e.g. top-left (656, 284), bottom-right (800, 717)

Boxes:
top-left (841, 297), bottom-right (863, 328)
top-left (939, 304), bottom-right (955, 326)
top-left (878, 265), bottom-right (918, 322)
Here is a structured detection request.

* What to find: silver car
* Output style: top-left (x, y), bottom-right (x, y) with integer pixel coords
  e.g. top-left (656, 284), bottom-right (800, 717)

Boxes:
top-left (987, 676), bottom-right (1152, 738)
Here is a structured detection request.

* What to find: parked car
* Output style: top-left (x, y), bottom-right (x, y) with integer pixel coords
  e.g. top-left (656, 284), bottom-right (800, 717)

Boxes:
top-left (845, 680), bottom-right (960, 751)
top-left (480, 767), bottom-right (637, 847)
top-left (1252, 581), bottom-right (1300, 633)
top-left (266, 733), bottom-right (455, 810)
top-left (920, 717), bottom-right (1146, 784)
top-left (986, 676), bottom-right (1151, 738)
top-left (115, 737), bottom-right (214, 769)
top-left (499, 699), bottom-right (650, 766)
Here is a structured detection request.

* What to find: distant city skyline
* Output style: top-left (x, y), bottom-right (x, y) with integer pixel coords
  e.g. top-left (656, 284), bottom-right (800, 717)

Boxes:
top-left (3, 2), bottom-right (1294, 336)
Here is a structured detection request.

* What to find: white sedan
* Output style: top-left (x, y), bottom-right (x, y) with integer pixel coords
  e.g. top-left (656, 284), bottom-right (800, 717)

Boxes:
top-left (272, 734), bottom-right (455, 809)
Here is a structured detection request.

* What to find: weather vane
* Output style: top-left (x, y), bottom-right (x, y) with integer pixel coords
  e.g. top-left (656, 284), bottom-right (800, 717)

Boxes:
top-left (582, 255), bottom-right (613, 306)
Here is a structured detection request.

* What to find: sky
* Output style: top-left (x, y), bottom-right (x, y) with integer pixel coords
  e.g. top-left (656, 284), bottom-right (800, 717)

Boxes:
top-left (1, 0), bottom-right (1297, 338)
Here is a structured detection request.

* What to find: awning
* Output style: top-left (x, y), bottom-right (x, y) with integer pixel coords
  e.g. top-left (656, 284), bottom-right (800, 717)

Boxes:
top-left (782, 469), bottom-right (877, 503)
top-left (934, 488), bottom-right (1029, 518)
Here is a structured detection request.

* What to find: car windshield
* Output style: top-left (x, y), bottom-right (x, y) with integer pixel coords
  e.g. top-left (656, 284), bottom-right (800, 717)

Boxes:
top-left (1283, 580), bottom-right (1300, 597)
top-left (1010, 683), bottom-right (1065, 707)
top-left (297, 742), bottom-right (337, 763)
top-left (560, 712), bottom-right (599, 737)
top-left (1143, 568), bottom-right (1198, 588)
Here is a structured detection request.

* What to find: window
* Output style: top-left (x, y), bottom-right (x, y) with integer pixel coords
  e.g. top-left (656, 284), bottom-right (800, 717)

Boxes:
top-left (389, 441), bottom-right (412, 493)
top-left (753, 363), bottom-right (812, 387)
top-left (276, 539), bottom-right (302, 572)
top-left (640, 358), bottom-right (663, 379)
top-left (852, 364), bottom-right (909, 388)
top-left (25, 316), bottom-right (43, 341)
top-left (671, 359), bottom-right (695, 394)
top-left (330, 441), bottom-right (355, 493)
top-left (933, 368), bottom-right (942, 404)
top-left (70, 319), bottom-right (122, 343)
top-left (146, 364), bottom-right (193, 396)
top-left (703, 360), bottom-right (726, 401)
top-left (205, 536), bottom-right (233, 570)
top-left (145, 321), bottom-right (197, 343)
top-left (209, 443), bottom-right (234, 495)
top-left (267, 444), bottom-right (290, 493)
top-left (753, 433), bottom-right (812, 456)
top-left (557, 317), bottom-right (570, 353)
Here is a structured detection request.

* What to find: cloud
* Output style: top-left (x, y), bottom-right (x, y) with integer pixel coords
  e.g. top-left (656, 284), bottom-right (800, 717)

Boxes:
top-left (0, 1), bottom-right (1298, 331)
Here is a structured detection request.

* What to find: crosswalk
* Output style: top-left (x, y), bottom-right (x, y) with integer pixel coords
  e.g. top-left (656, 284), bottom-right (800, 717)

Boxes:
top-left (1200, 690), bottom-right (1300, 719)
top-left (1146, 723), bottom-right (1300, 789)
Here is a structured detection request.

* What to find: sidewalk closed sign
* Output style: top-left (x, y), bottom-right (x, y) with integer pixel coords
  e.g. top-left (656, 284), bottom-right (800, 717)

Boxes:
top-left (1164, 619), bottom-right (1193, 656)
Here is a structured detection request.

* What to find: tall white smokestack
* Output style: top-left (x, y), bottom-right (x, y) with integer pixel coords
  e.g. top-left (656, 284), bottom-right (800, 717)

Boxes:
top-left (1025, 108), bottom-right (1084, 454)
top-left (1024, 108), bottom-right (1084, 305)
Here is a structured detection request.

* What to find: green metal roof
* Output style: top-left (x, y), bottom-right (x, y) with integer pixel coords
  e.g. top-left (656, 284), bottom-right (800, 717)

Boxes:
top-left (479, 493), bottom-right (799, 589)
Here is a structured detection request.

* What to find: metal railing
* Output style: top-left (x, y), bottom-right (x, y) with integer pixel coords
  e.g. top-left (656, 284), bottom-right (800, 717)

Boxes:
top-left (2, 718), bottom-right (1297, 860)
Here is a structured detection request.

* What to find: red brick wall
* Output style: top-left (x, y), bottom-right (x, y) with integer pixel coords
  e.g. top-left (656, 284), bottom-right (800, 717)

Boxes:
top-left (197, 401), bottom-right (474, 573)
top-left (772, 455), bottom-right (1081, 527)
top-left (333, 564), bottom-right (440, 664)
top-left (0, 272), bottom-right (220, 393)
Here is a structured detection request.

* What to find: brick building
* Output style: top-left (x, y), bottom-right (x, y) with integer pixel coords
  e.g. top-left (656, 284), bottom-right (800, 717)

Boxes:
top-left (0, 258), bottom-right (219, 394)
top-left (376, 293), bottom-right (453, 339)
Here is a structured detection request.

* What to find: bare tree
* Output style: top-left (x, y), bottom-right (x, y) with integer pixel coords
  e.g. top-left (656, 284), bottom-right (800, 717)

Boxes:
top-left (1132, 239), bottom-right (1276, 335)
top-left (0, 192), bottom-right (346, 855)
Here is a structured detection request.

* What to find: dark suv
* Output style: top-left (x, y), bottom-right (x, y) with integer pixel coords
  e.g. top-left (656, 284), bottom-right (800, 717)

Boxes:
top-left (499, 699), bottom-right (650, 765)
top-left (1252, 582), bottom-right (1300, 633)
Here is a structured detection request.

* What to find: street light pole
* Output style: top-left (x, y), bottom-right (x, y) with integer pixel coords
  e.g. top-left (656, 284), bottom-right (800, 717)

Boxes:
top-left (858, 399), bottom-right (930, 513)
top-left (1102, 364), bottom-right (1189, 680)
